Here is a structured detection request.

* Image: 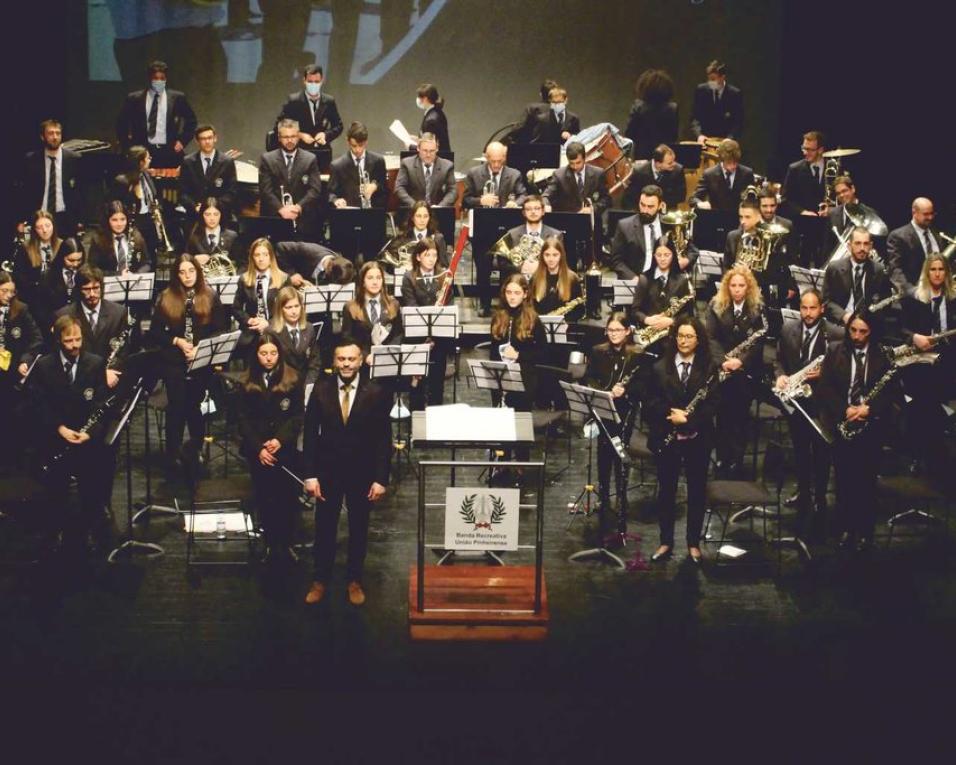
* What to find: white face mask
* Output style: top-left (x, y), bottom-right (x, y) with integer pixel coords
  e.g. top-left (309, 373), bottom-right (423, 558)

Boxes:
top-left (707, 80), bottom-right (721, 92)
top-left (415, 97), bottom-right (427, 110)
top-left (305, 82), bottom-right (321, 97)
top-left (551, 103), bottom-right (566, 115)
top-left (151, 80), bottom-right (166, 94)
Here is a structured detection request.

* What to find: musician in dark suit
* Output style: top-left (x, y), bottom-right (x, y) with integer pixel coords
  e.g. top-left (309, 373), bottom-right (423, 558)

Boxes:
top-left (622, 144), bottom-right (686, 211)
top-left (817, 308), bottom-right (898, 551)
top-left (115, 60), bottom-right (197, 168)
top-left (886, 197), bottom-right (944, 298)
top-left (184, 198), bottom-right (241, 268)
top-left (826, 176), bottom-right (882, 243)
top-left (20, 119), bottom-right (82, 234)
top-left (543, 141), bottom-right (610, 217)
top-left (513, 79), bottom-right (558, 143)
top-left (462, 142), bottom-right (526, 210)
top-left (629, 240), bottom-right (693, 343)
top-left (724, 199), bottom-right (795, 309)
top-left (15, 210), bottom-right (67, 313)
top-left (55, 265), bottom-right (128, 389)
top-left (0, 271), bottom-right (42, 467)
top-left (87, 201), bottom-right (151, 275)
top-left (623, 69), bottom-right (678, 161)
top-left (328, 121), bottom-right (388, 210)
top-left (393, 133), bottom-right (457, 209)
top-left (499, 195), bottom-right (562, 284)
top-left (610, 185), bottom-right (672, 279)
top-left (177, 124), bottom-right (238, 220)
top-left (522, 86), bottom-right (580, 145)
top-left (30, 315), bottom-right (112, 558)
top-left (303, 336), bottom-right (392, 606)
top-left (270, 285), bottom-right (322, 386)
top-left (390, 201), bottom-right (449, 268)
top-left (690, 60), bottom-right (744, 141)
top-left (259, 119), bottom-right (324, 240)
top-left (782, 131), bottom-right (828, 219)
top-left (772, 289), bottom-right (839, 542)
top-left (237, 333), bottom-right (304, 565)
top-left (109, 145), bottom-right (164, 257)
top-left (35, 238), bottom-right (85, 340)
top-left (706, 265), bottom-right (766, 477)
top-left (490, 274), bottom-right (548, 414)
top-left (822, 227), bottom-right (891, 325)
top-left (276, 64), bottom-right (344, 161)
top-left (414, 83), bottom-right (452, 153)
top-left (276, 241), bottom-right (352, 288)
top-left (645, 316), bottom-right (719, 565)
top-left (691, 139), bottom-right (755, 214)
top-left (758, 187), bottom-right (792, 231)
top-left (234, 239), bottom-right (289, 355)
top-left (341, 262), bottom-right (403, 351)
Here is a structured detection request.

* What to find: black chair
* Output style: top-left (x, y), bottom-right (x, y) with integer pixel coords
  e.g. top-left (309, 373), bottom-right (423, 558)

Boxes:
top-left (879, 475), bottom-right (951, 549)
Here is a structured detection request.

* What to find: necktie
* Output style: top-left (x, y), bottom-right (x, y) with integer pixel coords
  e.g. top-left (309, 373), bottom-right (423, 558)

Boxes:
top-left (812, 165), bottom-right (820, 184)
top-left (853, 264), bottom-right (864, 307)
top-left (713, 89), bottom-right (718, 105)
top-left (147, 93), bottom-right (158, 140)
top-left (310, 99), bottom-right (318, 123)
top-left (65, 270), bottom-right (75, 291)
top-left (576, 172), bottom-right (584, 194)
top-left (41, 245), bottom-right (52, 271)
top-left (88, 310), bottom-right (97, 330)
top-left (285, 153), bottom-right (294, 179)
top-left (290, 328), bottom-right (299, 347)
top-left (340, 383), bottom-right (352, 424)
top-left (530, 230), bottom-right (540, 239)
top-left (263, 371), bottom-right (272, 388)
top-left (208, 233), bottom-right (216, 250)
top-left (204, 156), bottom-right (212, 176)
top-left (658, 275), bottom-right (667, 291)
top-left (923, 229), bottom-right (935, 254)
top-left (851, 350), bottom-right (866, 404)
top-left (425, 273), bottom-right (433, 288)
top-left (734, 308), bottom-right (742, 330)
top-left (725, 171), bottom-right (732, 188)
top-left (932, 296), bottom-right (943, 333)
top-left (369, 299), bottom-right (379, 324)
top-left (48, 156), bottom-right (58, 212)
top-left (801, 328), bottom-right (813, 362)
top-left (680, 361), bottom-right (690, 387)
top-left (63, 359), bottom-right (74, 382)
top-left (117, 235), bottom-right (127, 271)
top-left (416, 231), bottom-right (424, 241)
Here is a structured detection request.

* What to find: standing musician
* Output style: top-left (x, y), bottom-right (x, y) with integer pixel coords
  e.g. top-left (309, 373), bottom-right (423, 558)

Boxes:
top-left (490, 273), bottom-right (547, 409)
top-left (0, 272), bottom-right (42, 466)
top-left (110, 145), bottom-right (162, 256)
top-left (392, 200), bottom-right (449, 267)
top-left (87, 201), bottom-right (151, 275)
top-left (147, 253), bottom-right (226, 470)
top-left (531, 237), bottom-right (583, 317)
top-left (35, 238), bottom-right (85, 340)
top-left (329, 121), bottom-right (388, 210)
top-left (401, 238), bottom-right (451, 409)
top-left (886, 197), bottom-right (942, 298)
top-left (234, 238), bottom-right (289, 355)
top-left (271, 285), bottom-right (322, 387)
top-left (177, 124), bottom-right (239, 220)
top-left (706, 265), bottom-right (765, 478)
top-left (393, 133), bottom-right (457, 210)
top-left (522, 86), bottom-right (580, 145)
top-left (690, 60), bottom-right (744, 143)
top-left (645, 316), bottom-right (719, 565)
top-left (773, 288), bottom-right (838, 543)
top-left (724, 198), bottom-right (794, 309)
top-left (412, 83), bottom-right (452, 154)
top-left (624, 69), bottom-right (679, 161)
top-left (817, 308), bottom-right (898, 551)
top-left (30, 315), bottom-right (113, 559)
top-left (629, 239), bottom-right (693, 343)
top-left (822, 226), bottom-right (890, 326)
top-left (586, 314), bottom-right (640, 522)
top-left (342, 261), bottom-right (403, 351)
top-left (258, 118), bottom-right (324, 240)
top-left (20, 119), bottom-right (82, 235)
top-left (303, 335), bottom-right (392, 607)
top-left (782, 131), bottom-right (828, 267)
top-left (899, 254), bottom-right (956, 477)
top-left (14, 210), bottom-right (65, 313)
top-left (275, 64), bottom-right (344, 157)
top-left (691, 139), bottom-right (756, 214)
top-left (236, 333), bottom-right (304, 566)
top-left (184, 197), bottom-right (241, 269)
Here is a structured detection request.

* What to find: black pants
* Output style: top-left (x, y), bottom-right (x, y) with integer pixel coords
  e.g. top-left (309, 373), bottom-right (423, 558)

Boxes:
top-left (786, 411), bottom-right (831, 520)
top-left (46, 442), bottom-right (113, 553)
top-left (410, 339), bottom-right (450, 410)
top-left (832, 429), bottom-right (882, 538)
top-left (716, 374), bottom-right (753, 469)
top-left (313, 480), bottom-right (372, 583)
top-left (656, 435), bottom-right (710, 548)
top-left (248, 457), bottom-right (299, 548)
top-left (162, 367), bottom-right (209, 459)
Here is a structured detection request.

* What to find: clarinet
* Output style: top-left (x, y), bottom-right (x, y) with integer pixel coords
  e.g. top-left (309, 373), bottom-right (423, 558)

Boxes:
top-left (658, 370), bottom-right (721, 451)
top-left (184, 289), bottom-right (195, 344)
top-left (41, 394), bottom-right (118, 473)
top-left (718, 324), bottom-right (769, 382)
top-left (837, 364), bottom-right (900, 441)
top-left (106, 315), bottom-right (136, 369)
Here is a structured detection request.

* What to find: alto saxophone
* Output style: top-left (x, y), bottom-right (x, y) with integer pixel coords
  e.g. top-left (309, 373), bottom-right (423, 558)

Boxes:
top-left (890, 327), bottom-right (956, 367)
top-left (775, 354), bottom-right (825, 405)
top-left (633, 280), bottom-right (696, 349)
top-left (546, 296), bottom-right (585, 316)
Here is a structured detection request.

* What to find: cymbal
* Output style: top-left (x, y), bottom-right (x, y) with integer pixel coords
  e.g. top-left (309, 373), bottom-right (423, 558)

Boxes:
top-left (822, 147), bottom-right (861, 158)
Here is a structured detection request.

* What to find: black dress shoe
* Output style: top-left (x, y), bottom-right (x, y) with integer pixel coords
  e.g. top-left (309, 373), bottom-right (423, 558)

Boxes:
top-left (784, 491), bottom-right (802, 507)
top-left (687, 547), bottom-right (703, 565)
top-left (651, 547), bottom-right (673, 562)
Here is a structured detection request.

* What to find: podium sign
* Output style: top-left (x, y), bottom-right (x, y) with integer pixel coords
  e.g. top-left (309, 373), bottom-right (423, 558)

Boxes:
top-left (444, 487), bottom-right (519, 552)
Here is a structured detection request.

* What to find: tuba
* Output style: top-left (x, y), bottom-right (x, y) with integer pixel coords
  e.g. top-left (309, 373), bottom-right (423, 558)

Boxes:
top-left (489, 232), bottom-right (543, 277)
top-left (735, 222), bottom-right (789, 272)
top-left (659, 210), bottom-right (696, 262)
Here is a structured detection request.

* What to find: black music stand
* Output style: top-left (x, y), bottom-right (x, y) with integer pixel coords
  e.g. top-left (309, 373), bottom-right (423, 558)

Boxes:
top-left (792, 214), bottom-right (830, 268)
top-left (611, 278), bottom-right (640, 308)
top-left (206, 276), bottom-right (241, 308)
top-left (507, 143), bottom-right (561, 175)
top-left (329, 208), bottom-right (387, 263)
top-left (670, 142), bottom-right (702, 169)
top-left (544, 210), bottom-right (594, 271)
top-left (471, 207), bottom-right (525, 293)
top-left (404, 305), bottom-right (461, 404)
top-left (606, 209), bottom-right (634, 241)
top-left (369, 343), bottom-right (431, 476)
top-left (241, 216), bottom-right (297, 247)
top-left (789, 265), bottom-right (826, 294)
top-left (693, 208), bottom-right (738, 252)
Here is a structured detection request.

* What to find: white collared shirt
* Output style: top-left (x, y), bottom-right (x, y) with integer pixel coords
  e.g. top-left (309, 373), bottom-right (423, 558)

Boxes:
top-left (206, 225), bottom-right (222, 248)
top-left (641, 218), bottom-right (662, 273)
top-left (145, 89), bottom-right (168, 144)
top-left (42, 146), bottom-right (65, 212)
top-left (675, 353), bottom-right (695, 376)
top-left (59, 350), bottom-right (77, 382)
top-left (201, 151), bottom-right (216, 172)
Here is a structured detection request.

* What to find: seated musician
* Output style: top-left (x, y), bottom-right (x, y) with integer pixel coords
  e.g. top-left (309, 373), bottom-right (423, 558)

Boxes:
top-left (899, 254), bottom-right (956, 478)
top-left (609, 185), bottom-right (665, 280)
top-left (271, 285), bottom-right (322, 387)
top-left (826, 175), bottom-right (882, 248)
top-left (758, 186), bottom-right (792, 230)
top-left (329, 121), bottom-right (388, 210)
top-left (622, 144), bottom-right (686, 212)
top-left (543, 141), bottom-right (610, 222)
top-left (237, 332), bottom-right (304, 566)
top-left (389, 200), bottom-right (448, 269)
top-left (184, 197), bottom-right (240, 270)
top-left (586, 313), bottom-right (640, 523)
top-left (817, 308), bottom-right (899, 552)
top-left (497, 195), bottom-right (562, 284)
top-left (35, 237), bottom-right (85, 340)
top-left (55, 265), bottom-right (128, 389)
top-left (401, 238), bottom-right (451, 408)
top-left (691, 139), bottom-right (755, 214)
top-left (629, 238), bottom-right (693, 347)
top-left (0, 271), bottom-right (42, 467)
top-left (772, 288), bottom-right (838, 543)
top-left (530, 237), bottom-right (583, 318)
top-left (109, 145), bottom-right (162, 255)
top-left (14, 210), bottom-right (66, 313)
top-left (30, 315), bottom-right (113, 559)
top-left (178, 124), bottom-right (239, 221)
top-left (644, 316), bottom-right (719, 565)
top-left (705, 265), bottom-right (765, 478)
top-left (724, 198), bottom-right (794, 309)
top-left (88, 201), bottom-right (151, 275)
top-left (342, 261), bottom-right (403, 352)
top-left (822, 226), bottom-right (891, 326)
top-left (234, 238), bottom-right (289, 356)
top-left (147, 253), bottom-right (227, 471)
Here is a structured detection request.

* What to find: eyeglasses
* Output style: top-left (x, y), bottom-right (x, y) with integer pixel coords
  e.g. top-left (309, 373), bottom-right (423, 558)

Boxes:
top-left (676, 333), bottom-right (698, 340)
top-left (606, 327), bottom-right (628, 334)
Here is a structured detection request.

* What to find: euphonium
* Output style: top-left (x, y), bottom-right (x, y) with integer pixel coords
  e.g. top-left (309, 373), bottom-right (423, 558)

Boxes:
top-left (659, 211), bottom-right (696, 262)
top-left (940, 232), bottom-right (956, 260)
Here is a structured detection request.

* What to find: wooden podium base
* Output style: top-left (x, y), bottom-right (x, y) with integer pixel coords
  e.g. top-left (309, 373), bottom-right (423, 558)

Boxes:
top-left (408, 565), bottom-right (549, 642)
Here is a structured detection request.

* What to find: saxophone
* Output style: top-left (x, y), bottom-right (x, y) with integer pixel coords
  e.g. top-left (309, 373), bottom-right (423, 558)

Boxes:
top-left (718, 323), bottom-right (768, 381)
top-left (546, 296), bottom-right (585, 317)
top-left (866, 290), bottom-right (902, 314)
top-left (775, 354), bottom-right (825, 405)
top-left (890, 327), bottom-right (956, 367)
top-left (837, 364), bottom-right (900, 441)
top-left (633, 280), bottom-right (696, 349)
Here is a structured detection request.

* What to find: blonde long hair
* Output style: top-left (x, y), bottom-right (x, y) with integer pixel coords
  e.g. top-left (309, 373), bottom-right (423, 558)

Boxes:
top-left (711, 264), bottom-right (763, 315)
top-left (270, 284), bottom-right (308, 332)
top-left (915, 254), bottom-right (956, 303)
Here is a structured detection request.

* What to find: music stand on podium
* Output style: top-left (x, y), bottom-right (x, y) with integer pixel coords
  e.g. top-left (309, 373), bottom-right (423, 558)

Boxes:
top-left (467, 359), bottom-right (528, 485)
top-left (329, 208), bottom-right (387, 262)
top-left (369, 343), bottom-right (431, 475)
top-left (561, 381), bottom-right (642, 569)
top-left (611, 278), bottom-right (640, 308)
top-left (206, 275), bottom-right (241, 307)
top-left (544, 210), bottom-right (594, 271)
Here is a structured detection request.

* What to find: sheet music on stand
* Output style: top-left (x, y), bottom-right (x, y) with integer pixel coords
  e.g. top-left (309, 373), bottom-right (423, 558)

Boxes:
top-left (187, 330), bottom-right (241, 373)
top-left (388, 268), bottom-right (405, 298)
top-left (611, 278), bottom-right (640, 307)
top-left (560, 381), bottom-right (620, 424)
top-left (368, 343), bottom-right (431, 379)
top-left (790, 265), bottom-right (826, 294)
top-left (695, 250), bottom-right (724, 279)
top-left (206, 275), bottom-right (240, 306)
top-left (103, 273), bottom-right (155, 304)
top-left (539, 315), bottom-right (570, 344)
top-left (467, 359), bottom-right (525, 395)
top-left (302, 283), bottom-right (355, 316)
top-left (401, 305), bottom-right (460, 340)
top-left (780, 308), bottom-right (800, 323)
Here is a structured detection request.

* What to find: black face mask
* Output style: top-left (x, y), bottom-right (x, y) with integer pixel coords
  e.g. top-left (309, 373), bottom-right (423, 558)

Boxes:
top-left (638, 211), bottom-right (656, 226)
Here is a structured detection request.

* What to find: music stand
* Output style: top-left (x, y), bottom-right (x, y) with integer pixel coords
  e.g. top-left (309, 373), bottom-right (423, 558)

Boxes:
top-left (507, 143), bottom-right (561, 175)
top-left (370, 343), bottom-right (431, 475)
top-left (694, 250), bottom-right (725, 290)
top-left (187, 330), bottom-right (241, 374)
top-left (789, 265), bottom-right (826, 294)
top-left (693, 208), bottom-right (738, 252)
top-left (611, 278), bottom-right (640, 307)
top-left (561, 381), bottom-right (633, 569)
top-left (539, 315), bottom-right (570, 345)
top-left (206, 275), bottom-right (241, 307)
top-left (402, 305), bottom-right (460, 341)
top-left (544, 210), bottom-right (594, 271)
top-left (301, 283), bottom-right (355, 317)
top-left (670, 142), bottom-right (702, 168)
top-left (103, 273), bottom-right (155, 321)
top-left (241, 216), bottom-right (296, 245)
top-left (329, 208), bottom-right (387, 262)
top-left (467, 359), bottom-right (527, 488)
top-left (606, 209), bottom-right (634, 241)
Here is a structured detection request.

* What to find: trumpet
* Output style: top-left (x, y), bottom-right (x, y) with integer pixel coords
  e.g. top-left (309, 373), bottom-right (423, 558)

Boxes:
top-left (150, 199), bottom-right (174, 256)
top-left (359, 168), bottom-right (372, 209)
top-left (280, 184), bottom-right (297, 232)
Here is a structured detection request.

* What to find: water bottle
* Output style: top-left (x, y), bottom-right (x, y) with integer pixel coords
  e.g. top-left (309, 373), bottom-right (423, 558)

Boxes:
top-left (216, 518), bottom-right (227, 540)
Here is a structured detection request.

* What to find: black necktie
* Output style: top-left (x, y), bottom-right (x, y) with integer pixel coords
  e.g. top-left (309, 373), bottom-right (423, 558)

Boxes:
top-left (932, 296), bottom-right (943, 333)
top-left (204, 156), bottom-right (212, 176)
top-left (147, 93), bottom-right (158, 140)
top-left (369, 299), bottom-right (379, 324)
top-left (116, 235), bottom-right (127, 271)
top-left (725, 171), bottom-right (732, 188)
top-left (208, 233), bottom-right (216, 250)
top-left (812, 165), bottom-right (820, 183)
top-left (801, 328), bottom-right (813, 363)
top-left (88, 310), bottom-right (97, 330)
top-left (290, 328), bottom-right (299, 347)
top-left (285, 153), bottom-right (294, 179)
top-left (733, 308), bottom-right (743, 331)
top-left (851, 350), bottom-right (866, 404)
top-left (923, 229), bottom-right (935, 254)
top-left (658, 275), bottom-right (667, 291)
top-left (492, 173), bottom-right (499, 194)
top-left (576, 172), bottom-right (584, 194)
top-left (41, 245), bottom-right (52, 271)
top-left (48, 156), bottom-right (58, 211)
top-left (257, 275), bottom-right (268, 318)
top-left (853, 264), bottom-right (864, 307)
top-left (680, 361), bottom-right (691, 387)
top-left (63, 359), bottom-right (75, 382)
top-left (65, 269), bottom-right (75, 291)
top-left (263, 371), bottom-right (271, 388)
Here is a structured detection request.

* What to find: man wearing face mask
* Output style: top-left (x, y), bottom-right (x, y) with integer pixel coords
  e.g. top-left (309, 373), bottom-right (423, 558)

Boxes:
top-left (276, 64), bottom-right (344, 169)
top-left (690, 60), bottom-right (744, 143)
top-left (522, 87), bottom-right (581, 145)
top-left (116, 60), bottom-right (197, 169)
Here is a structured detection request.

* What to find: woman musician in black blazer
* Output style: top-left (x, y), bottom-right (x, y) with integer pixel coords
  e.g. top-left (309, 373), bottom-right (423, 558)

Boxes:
top-left (531, 237), bottom-right (583, 318)
top-left (270, 285), bottom-right (322, 386)
top-left (389, 200), bottom-right (448, 268)
top-left (34, 237), bottom-right (85, 340)
top-left (236, 332), bottom-right (304, 564)
top-left (342, 261), bottom-right (404, 351)
top-left (0, 271), bottom-right (42, 467)
top-left (629, 239), bottom-right (693, 338)
top-left (184, 197), bottom-right (241, 270)
top-left (14, 210), bottom-right (67, 312)
top-left (147, 253), bottom-right (227, 468)
top-left (644, 316), bottom-right (719, 564)
top-left (87, 200), bottom-right (151, 275)
top-left (233, 237), bottom-right (289, 357)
